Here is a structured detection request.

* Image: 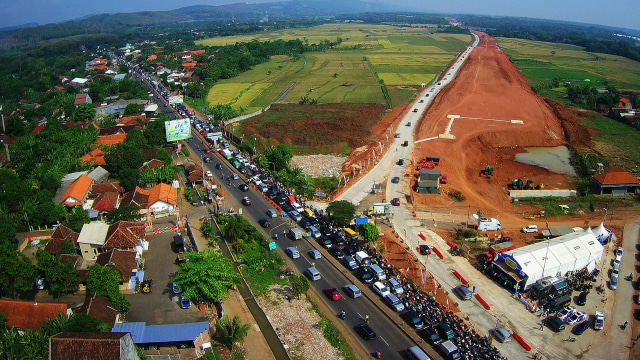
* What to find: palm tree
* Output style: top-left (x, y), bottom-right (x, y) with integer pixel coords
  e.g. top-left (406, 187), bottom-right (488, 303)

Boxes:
top-left (223, 216), bottom-right (244, 242)
top-left (215, 315), bottom-right (251, 350)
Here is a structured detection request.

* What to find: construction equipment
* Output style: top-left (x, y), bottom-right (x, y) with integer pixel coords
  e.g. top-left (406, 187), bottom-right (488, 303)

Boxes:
top-left (484, 165), bottom-right (494, 176)
top-left (511, 179), bottom-right (524, 190)
top-left (525, 180), bottom-right (534, 190)
top-left (417, 156), bottom-right (438, 170)
top-left (536, 183), bottom-right (545, 190)
top-left (440, 174), bottom-right (448, 184)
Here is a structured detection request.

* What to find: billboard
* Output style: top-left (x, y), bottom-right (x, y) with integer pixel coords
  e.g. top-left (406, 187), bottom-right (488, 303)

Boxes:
top-left (165, 119), bottom-right (191, 142)
top-left (168, 95), bottom-right (184, 105)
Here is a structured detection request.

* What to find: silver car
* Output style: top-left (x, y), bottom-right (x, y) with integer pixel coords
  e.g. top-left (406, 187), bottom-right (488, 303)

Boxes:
top-left (385, 294), bottom-right (405, 312)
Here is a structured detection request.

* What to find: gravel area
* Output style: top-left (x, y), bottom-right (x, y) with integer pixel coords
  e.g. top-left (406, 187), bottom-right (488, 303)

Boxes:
top-left (256, 286), bottom-right (342, 360)
top-left (290, 155), bottom-right (345, 178)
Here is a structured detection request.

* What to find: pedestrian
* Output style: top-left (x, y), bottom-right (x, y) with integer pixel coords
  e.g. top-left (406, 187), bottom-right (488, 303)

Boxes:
top-left (365, 314), bottom-right (370, 325)
top-left (472, 285), bottom-right (476, 294)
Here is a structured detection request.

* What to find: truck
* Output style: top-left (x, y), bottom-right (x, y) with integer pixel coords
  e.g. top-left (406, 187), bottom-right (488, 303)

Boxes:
top-left (355, 251), bottom-right (371, 266)
top-left (289, 228), bottom-right (303, 240)
top-left (472, 215), bottom-right (502, 232)
top-left (438, 340), bottom-right (461, 360)
top-left (485, 242), bottom-right (514, 262)
top-left (367, 203), bottom-right (390, 216)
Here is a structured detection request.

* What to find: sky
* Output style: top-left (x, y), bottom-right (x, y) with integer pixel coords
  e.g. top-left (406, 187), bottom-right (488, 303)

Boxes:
top-left (1, 0), bottom-right (639, 31)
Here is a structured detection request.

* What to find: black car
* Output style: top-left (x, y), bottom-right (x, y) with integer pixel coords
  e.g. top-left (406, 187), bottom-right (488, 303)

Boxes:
top-left (318, 236), bottom-right (333, 249)
top-left (258, 219), bottom-right (270, 228)
top-left (320, 225), bottom-right (332, 237)
top-left (546, 316), bottom-right (565, 332)
top-left (215, 163), bottom-right (223, 169)
top-left (330, 233), bottom-right (346, 247)
top-left (357, 267), bottom-right (374, 283)
top-left (419, 245), bottom-right (431, 255)
top-left (404, 310), bottom-right (425, 329)
top-left (239, 184), bottom-right (249, 192)
top-left (330, 246), bottom-right (345, 260)
top-left (203, 156), bottom-right (211, 163)
top-left (342, 246), bottom-right (356, 257)
top-left (576, 291), bottom-right (588, 306)
top-left (281, 205), bottom-right (294, 213)
top-left (397, 159), bottom-right (404, 165)
top-left (354, 323), bottom-right (376, 340)
top-left (572, 320), bottom-right (591, 335)
top-left (241, 197), bottom-right (251, 206)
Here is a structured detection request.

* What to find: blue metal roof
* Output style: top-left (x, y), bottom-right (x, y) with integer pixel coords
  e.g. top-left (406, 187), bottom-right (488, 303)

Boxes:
top-left (112, 321), bottom-right (210, 344)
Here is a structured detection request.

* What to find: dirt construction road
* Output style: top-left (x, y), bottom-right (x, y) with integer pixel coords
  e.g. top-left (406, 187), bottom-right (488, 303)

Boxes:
top-left (412, 31), bottom-right (569, 225)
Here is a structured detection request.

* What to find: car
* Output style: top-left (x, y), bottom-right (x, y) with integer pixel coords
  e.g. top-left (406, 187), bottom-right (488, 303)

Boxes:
top-left (391, 177), bottom-right (400, 183)
top-left (557, 306), bottom-right (577, 321)
top-left (573, 320), bottom-right (592, 335)
top-left (357, 267), bottom-right (374, 283)
top-left (141, 280), bottom-right (153, 293)
top-left (308, 249), bottom-right (322, 260)
top-left (36, 278), bottom-right (45, 290)
top-left (285, 247), bottom-right (300, 259)
top-left (180, 296), bottom-right (191, 309)
top-left (576, 291), bottom-right (588, 306)
top-left (205, 171), bottom-right (213, 177)
top-left (613, 259), bottom-right (620, 272)
top-left (343, 284), bottom-right (361, 298)
top-left (354, 323), bottom-right (376, 340)
top-left (330, 246), bottom-right (345, 260)
top-left (610, 272), bottom-right (619, 290)
top-left (241, 197), bottom-right (251, 206)
top-left (372, 281), bottom-right (391, 297)
top-left (615, 247), bottom-right (624, 262)
top-left (566, 311), bottom-right (587, 326)
top-left (421, 327), bottom-right (441, 344)
top-left (232, 173), bottom-right (239, 180)
top-left (205, 149), bottom-right (211, 154)
top-left (397, 159), bottom-right (404, 165)
top-left (419, 244), bottom-right (431, 255)
top-left (330, 233), bottom-right (346, 247)
top-left (406, 122), bottom-right (411, 126)
top-left (342, 256), bottom-right (359, 270)
top-left (318, 236), bottom-right (332, 249)
top-left (385, 294), bottom-right (405, 312)
top-left (522, 225), bottom-right (538, 233)
top-left (258, 219), bottom-right (270, 228)
top-left (203, 156), bottom-right (211, 163)
top-left (594, 311), bottom-right (605, 330)
top-left (323, 287), bottom-right (342, 301)
top-left (404, 310), bottom-right (424, 330)
top-left (490, 327), bottom-right (512, 343)
top-left (546, 316), bottom-right (565, 332)
top-left (391, 198), bottom-right (400, 206)
top-left (388, 278), bottom-right (403, 295)
top-left (266, 209), bottom-right (278, 218)
top-left (419, 99), bottom-right (424, 103)
top-left (171, 282), bottom-right (181, 294)
top-left (238, 184), bottom-right (249, 192)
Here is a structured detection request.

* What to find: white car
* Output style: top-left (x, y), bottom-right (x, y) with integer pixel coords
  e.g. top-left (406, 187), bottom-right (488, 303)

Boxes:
top-left (372, 281), bottom-right (391, 298)
top-left (557, 306), bottom-right (577, 321)
top-left (615, 247), bottom-right (624, 262)
top-left (522, 225), bottom-right (539, 233)
top-left (594, 311), bottom-right (605, 330)
top-left (205, 171), bottom-right (213, 177)
top-left (232, 173), bottom-right (239, 180)
top-left (566, 311), bottom-right (587, 326)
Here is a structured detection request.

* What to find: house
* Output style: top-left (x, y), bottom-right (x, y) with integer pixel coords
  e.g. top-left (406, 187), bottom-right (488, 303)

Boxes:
top-left (0, 299), bottom-right (70, 331)
top-left (147, 183), bottom-right (178, 216)
top-left (77, 221), bottom-right (145, 260)
top-left (31, 123), bottom-right (46, 134)
top-left (117, 114), bottom-right (148, 127)
top-left (139, 159), bottom-right (165, 172)
top-left (185, 163), bottom-right (204, 184)
top-left (147, 54), bottom-right (157, 61)
top-left (91, 192), bottom-right (119, 214)
top-left (53, 172), bottom-right (87, 204)
top-left (77, 222), bottom-right (110, 260)
top-left (94, 133), bottom-right (127, 147)
top-left (87, 166), bottom-right (111, 184)
top-left (112, 321), bottom-right (211, 355)
top-left (95, 99), bottom-right (149, 115)
top-left (70, 78), bottom-right (89, 87)
top-left (60, 174), bottom-right (94, 207)
top-left (74, 93), bottom-right (92, 105)
top-left (85, 58), bottom-right (108, 71)
top-left (44, 225), bottom-right (80, 255)
top-left (81, 148), bottom-right (107, 166)
top-left (96, 249), bottom-right (138, 283)
top-left (49, 332), bottom-right (138, 360)
top-left (99, 124), bottom-right (142, 136)
top-left (90, 182), bottom-right (124, 199)
top-left (119, 187), bottom-right (149, 209)
top-left (591, 167), bottom-right (640, 195)
top-left (74, 293), bottom-right (119, 327)
top-left (416, 170), bottom-right (441, 194)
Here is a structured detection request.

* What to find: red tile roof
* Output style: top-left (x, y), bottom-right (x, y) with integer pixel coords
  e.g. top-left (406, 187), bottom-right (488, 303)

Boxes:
top-left (119, 187), bottom-right (149, 209)
top-left (94, 134), bottom-right (127, 147)
top-left (620, 97), bottom-right (630, 104)
top-left (92, 192), bottom-right (119, 213)
top-left (103, 221), bottom-right (145, 249)
top-left (96, 249), bottom-right (137, 282)
top-left (0, 299), bottom-right (68, 330)
top-left (50, 332), bottom-right (131, 360)
top-left (74, 294), bottom-right (118, 327)
top-left (90, 182), bottom-right (124, 198)
top-left (593, 167), bottom-right (640, 185)
top-left (140, 159), bottom-right (165, 171)
top-left (148, 183), bottom-right (177, 206)
top-left (44, 225), bottom-right (80, 255)
top-left (81, 148), bottom-right (106, 166)
top-left (31, 123), bottom-right (46, 134)
top-left (117, 114), bottom-right (147, 126)
top-left (61, 175), bottom-right (94, 207)
top-left (74, 94), bottom-right (89, 105)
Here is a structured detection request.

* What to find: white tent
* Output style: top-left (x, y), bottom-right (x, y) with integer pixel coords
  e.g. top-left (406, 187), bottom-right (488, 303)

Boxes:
top-left (503, 231), bottom-right (603, 289)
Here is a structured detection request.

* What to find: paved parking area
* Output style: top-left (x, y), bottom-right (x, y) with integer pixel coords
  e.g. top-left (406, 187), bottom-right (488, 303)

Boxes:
top-left (125, 226), bottom-right (209, 325)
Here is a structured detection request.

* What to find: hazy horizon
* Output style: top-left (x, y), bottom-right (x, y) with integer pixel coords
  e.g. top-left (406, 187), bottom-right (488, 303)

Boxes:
top-left (1, 0), bottom-right (639, 32)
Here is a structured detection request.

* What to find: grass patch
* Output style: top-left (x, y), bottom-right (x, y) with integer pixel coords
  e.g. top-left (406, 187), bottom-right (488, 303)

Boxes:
top-left (241, 266), bottom-right (288, 296)
top-left (581, 116), bottom-right (640, 166)
top-left (513, 195), bottom-right (635, 217)
top-left (309, 301), bottom-right (358, 360)
top-left (388, 86), bottom-right (418, 107)
top-left (378, 73), bottom-right (436, 86)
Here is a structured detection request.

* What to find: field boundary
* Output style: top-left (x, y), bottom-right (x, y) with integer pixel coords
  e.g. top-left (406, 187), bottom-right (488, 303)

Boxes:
top-left (224, 105), bottom-right (272, 126)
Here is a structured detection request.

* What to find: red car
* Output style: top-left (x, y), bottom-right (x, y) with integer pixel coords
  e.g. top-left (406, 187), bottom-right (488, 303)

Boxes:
top-left (205, 148), bottom-right (211, 154)
top-left (391, 198), bottom-right (400, 206)
top-left (323, 287), bottom-right (342, 301)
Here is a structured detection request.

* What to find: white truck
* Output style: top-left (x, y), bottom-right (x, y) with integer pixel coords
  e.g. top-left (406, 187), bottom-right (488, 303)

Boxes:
top-left (471, 214), bottom-right (502, 231)
top-left (289, 228), bottom-right (303, 240)
top-left (367, 203), bottom-right (390, 216)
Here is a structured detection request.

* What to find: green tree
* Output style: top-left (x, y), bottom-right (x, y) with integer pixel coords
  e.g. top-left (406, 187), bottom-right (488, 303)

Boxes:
top-left (106, 204), bottom-right (142, 224)
top-left (222, 216), bottom-right (245, 243)
top-left (359, 222), bottom-right (380, 244)
top-left (109, 291), bottom-right (131, 312)
top-left (143, 116), bottom-right (169, 147)
top-left (4, 114), bottom-right (27, 137)
top-left (62, 313), bottom-right (109, 333)
top-left (156, 148), bottom-right (173, 165)
top-left (86, 264), bottom-right (121, 298)
top-left (96, 114), bottom-right (118, 128)
top-left (124, 129), bottom-right (149, 150)
top-left (214, 315), bottom-right (251, 351)
top-left (326, 200), bottom-right (356, 226)
top-left (59, 240), bottom-right (78, 255)
top-left (263, 145), bottom-right (292, 171)
top-left (173, 249), bottom-right (241, 303)
top-left (72, 103), bottom-right (96, 122)
top-left (289, 274), bottom-right (310, 300)
top-left (1, 250), bottom-right (39, 297)
top-left (104, 142), bottom-right (145, 176)
top-left (35, 249), bottom-right (80, 298)
top-left (119, 167), bottom-right (140, 191)
top-left (63, 209), bottom-right (90, 232)
top-left (201, 220), bottom-right (214, 239)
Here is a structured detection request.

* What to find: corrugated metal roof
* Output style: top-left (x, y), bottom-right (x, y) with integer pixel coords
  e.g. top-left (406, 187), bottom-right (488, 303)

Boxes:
top-left (112, 322), bottom-right (209, 344)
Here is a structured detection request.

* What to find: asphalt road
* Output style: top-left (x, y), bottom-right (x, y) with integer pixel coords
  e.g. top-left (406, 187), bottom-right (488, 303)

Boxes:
top-left (184, 139), bottom-right (420, 358)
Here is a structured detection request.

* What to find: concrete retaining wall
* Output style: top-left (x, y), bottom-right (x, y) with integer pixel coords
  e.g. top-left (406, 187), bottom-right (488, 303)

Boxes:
top-left (509, 189), bottom-right (577, 198)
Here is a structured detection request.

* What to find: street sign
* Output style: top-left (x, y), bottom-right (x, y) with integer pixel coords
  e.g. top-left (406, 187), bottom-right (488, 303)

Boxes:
top-left (269, 242), bottom-right (276, 251)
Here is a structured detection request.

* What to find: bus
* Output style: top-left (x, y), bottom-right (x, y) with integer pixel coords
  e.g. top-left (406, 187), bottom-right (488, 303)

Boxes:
top-left (344, 228), bottom-right (357, 240)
